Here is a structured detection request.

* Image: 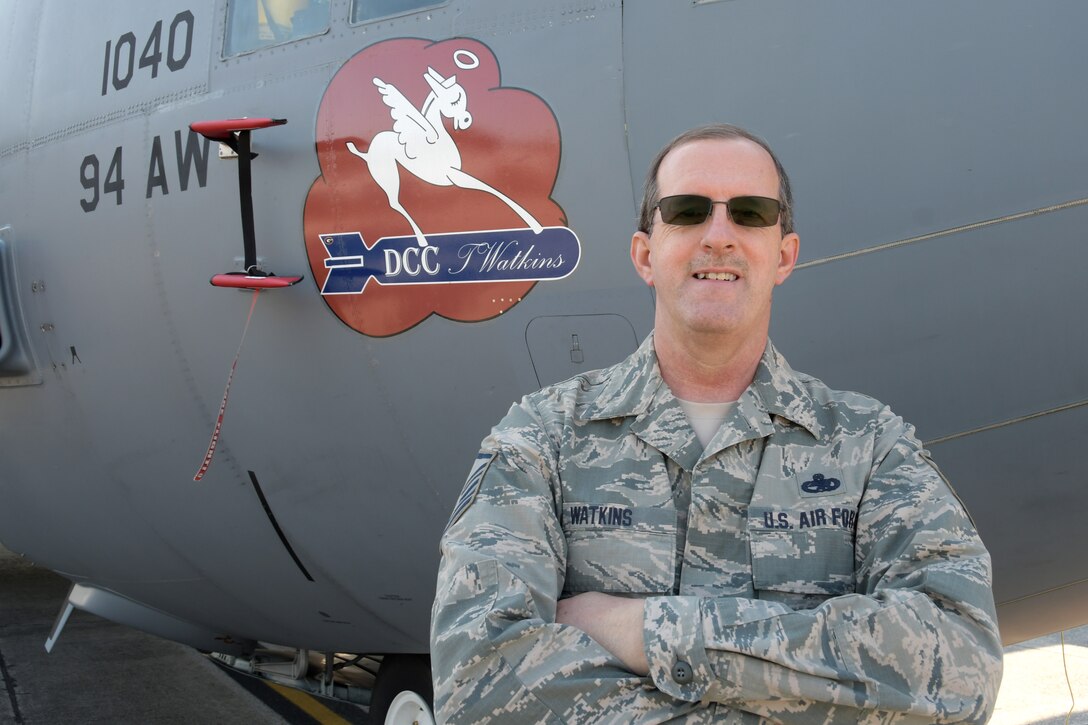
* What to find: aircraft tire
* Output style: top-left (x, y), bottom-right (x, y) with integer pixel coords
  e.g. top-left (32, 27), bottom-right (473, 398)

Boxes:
top-left (370, 654), bottom-right (434, 725)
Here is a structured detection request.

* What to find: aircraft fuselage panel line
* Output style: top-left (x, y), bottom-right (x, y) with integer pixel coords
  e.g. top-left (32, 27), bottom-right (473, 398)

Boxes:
top-left (996, 577), bottom-right (1088, 646)
top-left (248, 471), bottom-right (314, 582)
top-left (999, 576), bottom-right (1088, 608)
top-left (795, 195), bottom-right (1088, 271)
top-left (925, 398), bottom-right (1088, 447)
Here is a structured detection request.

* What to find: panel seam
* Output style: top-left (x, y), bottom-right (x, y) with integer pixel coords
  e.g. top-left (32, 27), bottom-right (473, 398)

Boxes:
top-left (797, 197), bottom-right (1088, 271)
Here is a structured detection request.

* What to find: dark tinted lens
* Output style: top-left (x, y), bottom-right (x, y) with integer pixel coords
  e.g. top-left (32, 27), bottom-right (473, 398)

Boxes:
top-left (728, 196), bottom-right (780, 227)
top-left (657, 195), bottom-right (712, 225)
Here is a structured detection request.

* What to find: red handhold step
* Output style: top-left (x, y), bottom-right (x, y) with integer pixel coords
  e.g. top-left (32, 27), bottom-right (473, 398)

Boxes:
top-left (210, 272), bottom-right (303, 290)
top-left (190, 118), bottom-right (287, 142)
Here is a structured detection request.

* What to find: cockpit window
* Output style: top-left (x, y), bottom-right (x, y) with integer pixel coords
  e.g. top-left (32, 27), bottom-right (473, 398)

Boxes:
top-left (225, 0), bottom-right (330, 56)
top-left (351, 0), bottom-right (445, 24)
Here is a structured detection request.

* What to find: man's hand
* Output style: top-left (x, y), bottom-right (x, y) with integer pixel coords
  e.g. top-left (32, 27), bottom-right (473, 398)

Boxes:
top-left (555, 592), bottom-right (650, 676)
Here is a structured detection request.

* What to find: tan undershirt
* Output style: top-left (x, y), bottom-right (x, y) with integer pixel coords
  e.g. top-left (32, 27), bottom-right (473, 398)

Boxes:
top-left (677, 398), bottom-right (736, 448)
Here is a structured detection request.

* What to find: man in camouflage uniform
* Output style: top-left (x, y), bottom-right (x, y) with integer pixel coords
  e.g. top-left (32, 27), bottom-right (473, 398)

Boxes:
top-left (431, 124), bottom-right (1003, 723)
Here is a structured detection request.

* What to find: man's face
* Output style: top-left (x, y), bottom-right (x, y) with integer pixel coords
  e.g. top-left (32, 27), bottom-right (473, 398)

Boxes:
top-left (631, 138), bottom-right (800, 345)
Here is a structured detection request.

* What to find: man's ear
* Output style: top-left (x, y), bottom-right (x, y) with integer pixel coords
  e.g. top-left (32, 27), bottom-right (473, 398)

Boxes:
top-left (775, 232), bottom-right (800, 286)
top-left (631, 231), bottom-right (654, 286)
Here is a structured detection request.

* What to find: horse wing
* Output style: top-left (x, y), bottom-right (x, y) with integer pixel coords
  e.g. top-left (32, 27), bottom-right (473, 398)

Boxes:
top-left (373, 77), bottom-right (438, 159)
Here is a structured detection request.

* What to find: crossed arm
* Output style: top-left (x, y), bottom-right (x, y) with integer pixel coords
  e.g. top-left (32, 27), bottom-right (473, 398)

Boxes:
top-left (556, 592), bottom-right (649, 675)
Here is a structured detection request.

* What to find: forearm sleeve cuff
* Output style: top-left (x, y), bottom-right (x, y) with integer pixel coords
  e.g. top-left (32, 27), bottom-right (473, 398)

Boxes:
top-left (643, 596), bottom-right (720, 701)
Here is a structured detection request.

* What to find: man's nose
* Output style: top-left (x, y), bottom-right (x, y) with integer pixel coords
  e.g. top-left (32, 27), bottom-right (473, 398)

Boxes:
top-left (701, 204), bottom-right (739, 249)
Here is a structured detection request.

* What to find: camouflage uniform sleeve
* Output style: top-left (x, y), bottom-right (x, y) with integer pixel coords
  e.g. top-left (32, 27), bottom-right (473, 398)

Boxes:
top-left (642, 409), bottom-right (1003, 724)
top-left (430, 400), bottom-right (701, 724)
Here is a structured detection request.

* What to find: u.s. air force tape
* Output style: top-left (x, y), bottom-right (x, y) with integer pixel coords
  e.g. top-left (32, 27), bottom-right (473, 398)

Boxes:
top-left (446, 451), bottom-right (497, 531)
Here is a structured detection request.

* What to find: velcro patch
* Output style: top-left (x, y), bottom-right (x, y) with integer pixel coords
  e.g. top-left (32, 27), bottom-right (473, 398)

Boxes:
top-left (446, 451), bottom-right (496, 531)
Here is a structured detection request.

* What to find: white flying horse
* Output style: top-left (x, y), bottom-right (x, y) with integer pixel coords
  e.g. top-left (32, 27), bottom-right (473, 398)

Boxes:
top-left (346, 64), bottom-right (544, 247)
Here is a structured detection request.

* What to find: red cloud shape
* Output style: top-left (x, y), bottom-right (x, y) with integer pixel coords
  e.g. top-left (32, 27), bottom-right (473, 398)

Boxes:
top-left (304, 38), bottom-right (566, 337)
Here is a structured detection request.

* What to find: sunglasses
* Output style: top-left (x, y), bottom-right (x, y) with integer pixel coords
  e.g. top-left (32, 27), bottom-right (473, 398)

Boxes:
top-left (655, 194), bottom-right (781, 228)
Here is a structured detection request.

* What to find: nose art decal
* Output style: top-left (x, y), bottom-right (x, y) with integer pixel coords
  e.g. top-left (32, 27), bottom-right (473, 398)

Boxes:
top-left (304, 38), bottom-right (579, 337)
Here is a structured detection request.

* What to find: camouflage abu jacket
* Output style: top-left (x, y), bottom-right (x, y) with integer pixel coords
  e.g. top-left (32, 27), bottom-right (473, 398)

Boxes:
top-left (431, 334), bottom-right (1003, 724)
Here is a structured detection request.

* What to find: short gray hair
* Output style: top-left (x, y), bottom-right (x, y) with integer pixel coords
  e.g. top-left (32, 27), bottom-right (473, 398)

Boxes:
top-left (637, 124), bottom-right (794, 236)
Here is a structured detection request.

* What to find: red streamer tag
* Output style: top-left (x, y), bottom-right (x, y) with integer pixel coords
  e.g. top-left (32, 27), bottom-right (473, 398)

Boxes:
top-left (194, 290), bottom-right (260, 481)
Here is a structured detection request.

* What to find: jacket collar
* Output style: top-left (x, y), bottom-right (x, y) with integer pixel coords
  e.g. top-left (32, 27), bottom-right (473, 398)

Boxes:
top-left (581, 333), bottom-right (825, 443)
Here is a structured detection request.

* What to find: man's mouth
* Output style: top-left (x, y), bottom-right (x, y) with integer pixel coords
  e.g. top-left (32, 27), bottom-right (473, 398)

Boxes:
top-left (693, 272), bottom-right (738, 281)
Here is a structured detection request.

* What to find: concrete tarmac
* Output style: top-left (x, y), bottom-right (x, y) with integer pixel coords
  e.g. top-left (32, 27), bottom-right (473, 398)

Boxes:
top-left (992, 625), bottom-right (1088, 725)
top-left (0, 547), bottom-right (368, 724)
top-left (2, 545), bottom-right (1085, 723)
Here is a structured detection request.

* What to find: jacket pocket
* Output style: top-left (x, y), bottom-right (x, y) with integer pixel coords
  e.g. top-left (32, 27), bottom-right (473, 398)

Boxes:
top-left (562, 503), bottom-right (676, 595)
top-left (748, 512), bottom-right (856, 598)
